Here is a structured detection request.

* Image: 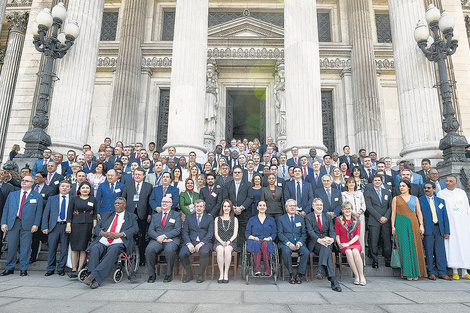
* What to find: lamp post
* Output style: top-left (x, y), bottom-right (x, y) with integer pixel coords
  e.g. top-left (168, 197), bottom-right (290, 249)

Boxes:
top-left (21, 2), bottom-right (79, 158)
top-left (414, 4), bottom-right (467, 164)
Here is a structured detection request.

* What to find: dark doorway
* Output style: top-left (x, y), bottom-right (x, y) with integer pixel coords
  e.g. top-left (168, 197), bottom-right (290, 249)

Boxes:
top-left (156, 89), bottom-right (170, 151)
top-left (321, 90), bottom-right (335, 154)
top-left (226, 89), bottom-right (266, 144)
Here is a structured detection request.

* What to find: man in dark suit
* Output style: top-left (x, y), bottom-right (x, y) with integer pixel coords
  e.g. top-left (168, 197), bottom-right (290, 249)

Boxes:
top-left (225, 166), bottom-right (253, 247)
top-left (384, 157), bottom-right (399, 182)
top-left (83, 197), bottom-right (138, 288)
top-left (149, 172), bottom-right (179, 212)
top-left (62, 150), bottom-right (76, 168)
top-left (242, 160), bottom-right (257, 183)
top-left (69, 170), bottom-right (88, 197)
top-left (179, 199), bottom-right (214, 283)
top-left (306, 160), bottom-right (323, 191)
top-left (53, 153), bottom-right (68, 176)
top-left (83, 150), bottom-right (97, 172)
top-left (41, 181), bottom-right (72, 276)
top-left (286, 146), bottom-right (300, 167)
top-left (419, 182), bottom-right (451, 280)
top-left (122, 168), bottom-right (153, 266)
top-left (284, 166), bottom-right (314, 217)
top-left (1, 176), bottom-right (43, 276)
top-left (364, 175), bottom-right (392, 268)
top-left (299, 156), bottom-right (313, 180)
top-left (199, 173), bottom-right (223, 217)
top-left (31, 149), bottom-right (53, 176)
top-left (374, 170), bottom-right (394, 191)
top-left (305, 198), bottom-right (341, 292)
top-left (392, 169), bottom-right (425, 198)
top-left (339, 145), bottom-right (353, 171)
top-left (96, 169), bottom-right (124, 219)
top-left (278, 199), bottom-right (309, 284)
top-left (314, 175), bottom-right (342, 218)
top-left (215, 164), bottom-right (233, 189)
top-left (258, 136), bottom-right (273, 157)
top-left (361, 156), bottom-right (376, 183)
top-left (427, 168), bottom-right (446, 194)
top-left (320, 154), bottom-right (334, 176)
top-left (0, 172), bottom-right (20, 218)
top-left (416, 158), bottom-right (432, 184)
top-left (44, 161), bottom-right (63, 195)
top-left (146, 196), bottom-right (182, 283)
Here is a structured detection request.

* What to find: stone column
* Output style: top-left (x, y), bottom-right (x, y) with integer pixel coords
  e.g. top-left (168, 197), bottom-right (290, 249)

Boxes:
top-left (0, 0), bottom-right (7, 36)
top-left (108, 0), bottom-right (146, 144)
top-left (340, 68), bottom-right (356, 153)
top-left (163, 0), bottom-right (209, 156)
top-left (137, 67), bottom-right (152, 144)
top-left (204, 59), bottom-right (218, 152)
top-left (348, 0), bottom-right (385, 155)
top-left (388, 0), bottom-right (442, 160)
top-left (284, 0), bottom-right (326, 155)
top-left (48, 0), bottom-right (105, 153)
top-left (0, 12), bottom-right (28, 161)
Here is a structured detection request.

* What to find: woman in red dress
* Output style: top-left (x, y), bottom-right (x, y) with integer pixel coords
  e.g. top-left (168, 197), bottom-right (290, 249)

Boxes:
top-left (335, 202), bottom-right (366, 285)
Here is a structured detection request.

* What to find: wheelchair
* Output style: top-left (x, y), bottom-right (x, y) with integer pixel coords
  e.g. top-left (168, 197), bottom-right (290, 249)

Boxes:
top-left (78, 244), bottom-right (140, 283)
top-left (241, 241), bottom-right (279, 285)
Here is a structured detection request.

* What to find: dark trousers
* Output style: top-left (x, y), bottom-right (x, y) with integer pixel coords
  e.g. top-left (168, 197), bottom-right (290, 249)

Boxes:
top-left (88, 242), bottom-right (124, 285)
top-left (280, 244), bottom-right (309, 275)
top-left (137, 218), bottom-right (149, 263)
top-left (30, 230), bottom-right (47, 261)
top-left (5, 218), bottom-right (33, 271)
top-left (368, 222), bottom-right (392, 263)
top-left (146, 240), bottom-right (178, 276)
top-left (424, 224), bottom-right (447, 276)
top-left (179, 244), bottom-right (210, 276)
top-left (47, 224), bottom-right (69, 272)
top-left (309, 242), bottom-right (335, 278)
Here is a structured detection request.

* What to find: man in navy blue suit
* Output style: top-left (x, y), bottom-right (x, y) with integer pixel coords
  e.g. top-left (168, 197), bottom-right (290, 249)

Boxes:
top-left (149, 172), bottom-right (179, 213)
top-left (286, 146), bottom-right (300, 167)
top-left (416, 159), bottom-right (432, 184)
top-left (96, 169), bottom-right (124, 219)
top-left (314, 175), bottom-right (343, 217)
top-left (284, 166), bottom-right (314, 217)
top-left (179, 199), bottom-right (214, 283)
top-left (42, 180), bottom-right (72, 276)
top-left (1, 176), bottom-right (43, 276)
top-left (31, 149), bottom-right (53, 176)
top-left (45, 161), bottom-right (63, 195)
top-left (306, 160), bottom-right (324, 191)
top-left (277, 199), bottom-right (309, 284)
top-left (419, 182), bottom-right (451, 280)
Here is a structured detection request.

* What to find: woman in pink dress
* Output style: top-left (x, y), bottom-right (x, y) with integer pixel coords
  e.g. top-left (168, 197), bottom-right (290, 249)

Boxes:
top-left (335, 202), bottom-right (366, 285)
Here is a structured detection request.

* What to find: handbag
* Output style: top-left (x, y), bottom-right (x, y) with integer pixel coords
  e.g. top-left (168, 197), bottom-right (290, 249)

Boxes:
top-left (390, 234), bottom-right (401, 269)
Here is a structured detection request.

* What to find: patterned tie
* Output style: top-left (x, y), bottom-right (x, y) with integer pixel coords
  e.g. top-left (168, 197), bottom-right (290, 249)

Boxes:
top-left (108, 213), bottom-right (119, 243)
top-left (111, 183), bottom-right (115, 193)
top-left (161, 212), bottom-right (167, 228)
top-left (209, 187), bottom-right (212, 195)
top-left (197, 214), bottom-right (201, 227)
top-left (60, 196), bottom-right (66, 220)
top-left (429, 197), bottom-right (438, 224)
top-left (19, 191), bottom-right (27, 219)
top-left (34, 184), bottom-right (40, 192)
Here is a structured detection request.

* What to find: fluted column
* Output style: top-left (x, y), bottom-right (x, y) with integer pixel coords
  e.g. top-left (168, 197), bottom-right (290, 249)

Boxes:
top-left (284, 0), bottom-right (326, 155)
top-left (388, 0), bottom-right (442, 160)
top-left (108, 0), bottom-right (146, 144)
top-left (48, 0), bottom-right (105, 153)
top-left (0, 0), bottom-right (7, 36)
top-left (348, 0), bottom-right (385, 155)
top-left (0, 12), bottom-right (28, 161)
top-left (163, 0), bottom-right (209, 156)
top-left (340, 68), bottom-right (356, 153)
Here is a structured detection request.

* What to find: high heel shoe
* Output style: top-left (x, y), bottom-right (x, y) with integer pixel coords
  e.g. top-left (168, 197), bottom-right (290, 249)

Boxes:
top-left (359, 280), bottom-right (367, 286)
top-left (217, 279), bottom-right (223, 284)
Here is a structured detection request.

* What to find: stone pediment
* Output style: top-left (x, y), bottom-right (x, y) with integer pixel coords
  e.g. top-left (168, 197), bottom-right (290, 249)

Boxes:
top-left (208, 17), bottom-right (284, 38)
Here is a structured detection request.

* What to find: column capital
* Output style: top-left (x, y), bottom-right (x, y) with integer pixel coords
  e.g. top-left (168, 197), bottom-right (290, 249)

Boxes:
top-left (340, 68), bottom-right (352, 78)
top-left (6, 12), bottom-right (29, 34)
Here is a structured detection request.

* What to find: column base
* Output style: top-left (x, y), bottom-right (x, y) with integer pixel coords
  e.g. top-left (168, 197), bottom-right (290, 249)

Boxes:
top-left (399, 141), bottom-right (442, 161)
top-left (162, 143), bottom-right (207, 162)
top-left (283, 140), bottom-right (327, 157)
top-left (50, 141), bottom-right (84, 155)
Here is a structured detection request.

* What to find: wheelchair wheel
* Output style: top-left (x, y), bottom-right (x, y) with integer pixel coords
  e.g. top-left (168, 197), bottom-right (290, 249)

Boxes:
top-left (78, 268), bottom-right (88, 282)
top-left (113, 269), bottom-right (123, 283)
top-left (124, 246), bottom-right (139, 279)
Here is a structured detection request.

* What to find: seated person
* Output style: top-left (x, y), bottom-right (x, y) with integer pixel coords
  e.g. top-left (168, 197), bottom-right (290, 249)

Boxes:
top-left (335, 202), bottom-right (366, 286)
top-left (83, 197), bottom-right (138, 289)
top-left (179, 199), bottom-right (214, 283)
top-left (305, 198), bottom-right (342, 292)
top-left (245, 201), bottom-right (277, 276)
top-left (277, 199), bottom-right (309, 284)
top-left (146, 196), bottom-right (182, 283)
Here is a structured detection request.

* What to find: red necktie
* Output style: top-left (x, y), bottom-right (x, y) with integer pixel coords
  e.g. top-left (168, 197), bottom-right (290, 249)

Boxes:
top-left (108, 213), bottom-right (119, 243)
top-left (317, 215), bottom-right (323, 234)
top-left (304, 167), bottom-right (307, 179)
top-left (43, 159), bottom-right (48, 166)
top-left (46, 173), bottom-right (52, 185)
top-left (163, 187), bottom-right (167, 197)
top-left (209, 187), bottom-right (212, 195)
top-left (161, 212), bottom-right (167, 228)
top-left (19, 191), bottom-right (27, 219)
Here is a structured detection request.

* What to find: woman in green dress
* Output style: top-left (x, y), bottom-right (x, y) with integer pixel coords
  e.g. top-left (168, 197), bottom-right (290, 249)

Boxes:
top-left (179, 178), bottom-right (200, 217)
top-left (391, 180), bottom-right (427, 280)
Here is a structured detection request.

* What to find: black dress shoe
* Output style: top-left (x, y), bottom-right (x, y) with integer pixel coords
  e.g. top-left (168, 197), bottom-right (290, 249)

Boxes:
top-left (58, 271), bottom-right (65, 276)
top-left (147, 274), bottom-right (156, 283)
top-left (45, 271), bottom-right (55, 276)
top-left (163, 275), bottom-right (172, 283)
top-left (372, 262), bottom-right (379, 269)
top-left (385, 262), bottom-right (391, 268)
top-left (182, 275), bottom-right (192, 283)
top-left (289, 274), bottom-right (296, 284)
top-left (331, 278), bottom-right (342, 292)
top-left (295, 274), bottom-right (303, 284)
top-left (223, 279), bottom-right (229, 284)
top-left (68, 271), bottom-right (78, 278)
top-left (316, 271), bottom-right (323, 280)
top-left (1, 270), bottom-right (14, 276)
top-left (29, 259), bottom-right (36, 264)
top-left (20, 270), bottom-right (28, 276)
top-left (196, 275), bottom-right (204, 283)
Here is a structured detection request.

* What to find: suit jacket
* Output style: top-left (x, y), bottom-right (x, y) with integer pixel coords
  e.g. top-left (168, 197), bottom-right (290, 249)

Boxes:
top-left (46, 172), bottom-right (64, 195)
top-left (260, 186), bottom-right (285, 216)
top-left (300, 167), bottom-right (313, 180)
top-left (1, 190), bottom-right (43, 230)
top-left (55, 164), bottom-right (69, 177)
top-left (242, 170), bottom-right (257, 183)
top-left (364, 186), bottom-right (392, 226)
top-left (361, 166), bottom-right (376, 183)
top-left (182, 212), bottom-right (214, 245)
top-left (149, 185), bottom-right (180, 212)
top-left (286, 157), bottom-right (300, 167)
top-left (305, 171), bottom-right (324, 191)
top-left (392, 183), bottom-right (424, 198)
top-left (41, 194), bottom-right (69, 232)
top-left (225, 180), bottom-right (253, 222)
top-left (277, 213), bottom-right (307, 246)
top-left (32, 158), bottom-right (53, 175)
top-left (83, 161), bottom-right (97, 173)
top-left (199, 186), bottom-right (223, 217)
top-left (277, 164), bottom-right (291, 181)
top-left (145, 172), bottom-right (164, 187)
top-left (121, 173), bottom-right (134, 185)
top-left (418, 195), bottom-right (450, 237)
top-left (314, 188), bottom-right (343, 216)
top-left (0, 183), bottom-right (20, 217)
top-left (148, 210), bottom-right (182, 245)
top-left (416, 170), bottom-right (430, 183)
top-left (339, 155), bottom-right (353, 171)
top-left (215, 175), bottom-right (233, 189)
top-left (426, 180), bottom-right (446, 194)
top-left (32, 183), bottom-right (54, 206)
top-left (122, 181), bottom-right (153, 220)
top-left (320, 165), bottom-right (334, 176)
top-left (305, 212), bottom-right (335, 249)
top-left (284, 180), bottom-right (313, 214)
top-left (69, 183), bottom-right (81, 197)
top-left (96, 181), bottom-right (124, 215)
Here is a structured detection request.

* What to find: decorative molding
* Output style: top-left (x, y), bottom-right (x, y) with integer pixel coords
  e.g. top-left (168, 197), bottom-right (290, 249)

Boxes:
top-left (6, 12), bottom-right (29, 33)
top-left (207, 47), bottom-right (284, 59)
top-left (7, 0), bottom-right (32, 7)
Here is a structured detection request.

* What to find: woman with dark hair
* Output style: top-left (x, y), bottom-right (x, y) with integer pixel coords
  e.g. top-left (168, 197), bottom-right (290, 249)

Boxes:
top-left (341, 177), bottom-right (366, 256)
top-left (171, 167), bottom-right (185, 193)
top-left (66, 181), bottom-right (97, 278)
top-left (115, 141), bottom-right (124, 149)
top-left (339, 161), bottom-right (351, 180)
top-left (87, 162), bottom-right (107, 197)
top-left (260, 173), bottom-right (284, 221)
top-left (179, 178), bottom-right (199, 216)
top-left (214, 200), bottom-right (238, 283)
top-left (270, 157), bottom-right (279, 167)
top-left (203, 161), bottom-right (213, 176)
top-left (352, 166), bottom-right (367, 192)
top-left (391, 179), bottom-right (427, 280)
top-left (251, 173), bottom-right (263, 216)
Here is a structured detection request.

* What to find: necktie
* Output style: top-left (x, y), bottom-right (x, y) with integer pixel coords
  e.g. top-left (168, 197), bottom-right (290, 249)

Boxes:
top-left (304, 167), bottom-right (307, 179)
top-left (34, 184), bottom-right (40, 192)
top-left (296, 182), bottom-right (301, 207)
top-left (161, 212), bottom-right (167, 228)
top-left (46, 173), bottom-right (52, 185)
top-left (429, 197), bottom-right (438, 224)
top-left (163, 186), bottom-right (167, 196)
top-left (326, 189), bottom-right (331, 205)
top-left (235, 182), bottom-right (240, 198)
top-left (43, 159), bottom-right (48, 166)
top-left (368, 169), bottom-right (372, 178)
top-left (60, 196), bottom-right (66, 220)
top-left (111, 183), bottom-right (115, 193)
top-left (197, 214), bottom-right (201, 227)
top-left (19, 191), bottom-right (27, 219)
top-left (315, 173), bottom-right (318, 184)
top-left (376, 189), bottom-right (382, 203)
top-left (290, 215), bottom-right (295, 229)
top-left (209, 187), bottom-right (212, 195)
top-left (136, 183), bottom-right (140, 194)
top-left (108, 213), bottom-right (119, 243)
top-left (317, 214), bottom-right (322, 233)
top-left (282, 165), bottom-right (286, 174)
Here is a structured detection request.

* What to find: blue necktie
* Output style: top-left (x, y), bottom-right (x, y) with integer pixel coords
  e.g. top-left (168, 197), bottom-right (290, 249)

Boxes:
top-left (296, 182), bottom-right (301, 207)
top-left (60, 196), bottom-right (66, 220)
top-left (291, 215), bottom-right (296, 242)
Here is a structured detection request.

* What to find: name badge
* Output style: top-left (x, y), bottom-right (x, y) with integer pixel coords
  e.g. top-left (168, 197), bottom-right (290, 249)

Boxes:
top-left (438, 203), bottom-right (443, 209)
top-left (167, 194), bottom-right (172, 198)
top-left (30, 199), bottom-right (37, 204)
top-left (277, 183), bottom-right (282, 187)
top-left (295, 222), bottom-right (301, 227)
top-left (133, 194), bottom-right (140, 202)
top-left (211, 192), bottom-right (217, 197)
top-left (387, 182), bottom-right (392, 185)
top-left (115, 188), bottom-right (121, 193)
top-left (41, 193), bottom-right (45, 198)
top-left (169, 218), bottom-right (175, 224)
top-left (334, 197), bottom-right (339, 202)
top-left (384, 195), bottom-right (388, 200)
top-left (87, 202), bottom-right (94, 207)
top-left (54, 180), bottom-right (59, 185)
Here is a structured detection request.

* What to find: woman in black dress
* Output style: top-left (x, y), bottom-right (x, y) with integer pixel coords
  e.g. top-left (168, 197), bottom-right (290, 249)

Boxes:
top-left (214, 200), bottom-right (238, 283)
top-left (66, 181), bottom-right (97, 277)
top-left (260, 173), bottom-right (285, 222)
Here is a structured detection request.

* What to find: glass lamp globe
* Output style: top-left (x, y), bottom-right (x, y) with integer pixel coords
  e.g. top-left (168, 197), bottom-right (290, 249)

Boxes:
top-left (414, 22), bottom-right (429, 42)
top-left (51, 2), bottom-right (67, 22)
top-left (439, 12), bottom-right (455, 33)
top-left (64, 21), bottom-right (80, 38)
top-left (425, 4), bottom-right (440, 24)
top-left (37, 8), bottom-right (53, 28)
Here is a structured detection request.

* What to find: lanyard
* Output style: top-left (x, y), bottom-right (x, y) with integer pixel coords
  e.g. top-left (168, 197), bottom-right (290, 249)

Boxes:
top-left (186, 191), bottom-right (194, 204)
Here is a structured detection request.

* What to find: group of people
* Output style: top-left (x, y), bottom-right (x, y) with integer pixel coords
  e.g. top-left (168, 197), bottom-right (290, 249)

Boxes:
top-left (1, 136), bottom-right (469, 289)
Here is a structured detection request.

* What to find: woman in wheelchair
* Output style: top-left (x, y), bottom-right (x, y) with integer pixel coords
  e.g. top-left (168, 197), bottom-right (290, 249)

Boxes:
top-left (214, 200), bottom-right (238, 283)
top-left (245, 201), bottom-right (277, 276)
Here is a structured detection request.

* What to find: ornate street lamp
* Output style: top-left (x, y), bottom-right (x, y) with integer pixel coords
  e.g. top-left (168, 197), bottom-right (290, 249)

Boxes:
top-left (21, 2), bottom-right (79, 158)
top-left (414, 4), bottom-right (467, 164)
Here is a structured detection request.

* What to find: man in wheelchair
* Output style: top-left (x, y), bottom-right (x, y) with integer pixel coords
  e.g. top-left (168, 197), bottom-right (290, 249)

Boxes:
top-left (83, 197), bottom-right (138, 288)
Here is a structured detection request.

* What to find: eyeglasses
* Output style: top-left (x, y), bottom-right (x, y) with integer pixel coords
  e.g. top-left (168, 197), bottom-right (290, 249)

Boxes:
top-left (162, 200), bottom-right (172, 203)
top-left (233, 171), bottom-right (242, 174)
top-left (21, 180), bottom-right (33, 183)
